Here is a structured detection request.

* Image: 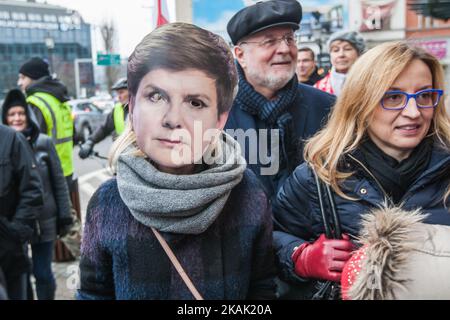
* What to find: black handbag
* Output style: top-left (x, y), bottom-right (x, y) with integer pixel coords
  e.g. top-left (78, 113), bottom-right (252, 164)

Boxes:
top-left (310, 170), bottom-right (342, 300)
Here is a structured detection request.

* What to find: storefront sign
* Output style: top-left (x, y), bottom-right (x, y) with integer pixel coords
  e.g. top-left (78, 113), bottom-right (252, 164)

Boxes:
top-left (416, 40), bottom-right (448, 60)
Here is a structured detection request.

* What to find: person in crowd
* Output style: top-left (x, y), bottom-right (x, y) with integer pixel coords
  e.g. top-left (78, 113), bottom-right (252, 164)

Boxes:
top-left (17, 57), bottom-right (74, 190)
top-left (225, 0), bottom-right (335, 203)
top-left (78, 78), bottom-right (129, 159)
top-left (2, 89), bottom-right (73, 300)
top-left (315, 30), bottom-right (366, 96)
top-left (77, 22), bottom-right (276, 300)
top-left (296, 47), bottom-right (324, 85)
top-left (0, 124), bottom-right (43, 300)
top-left (273, 41), bottom-right (450, 299)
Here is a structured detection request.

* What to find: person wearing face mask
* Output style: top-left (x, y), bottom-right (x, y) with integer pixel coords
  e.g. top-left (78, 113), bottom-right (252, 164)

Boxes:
top-left (315, 30), bottom-right (366, 96)
top-left (274, 41), bottom-right (450, 299)
top-left (2, 89), bottom-right (73, 300)
top-left (77, 23), bottom-right (276, 300)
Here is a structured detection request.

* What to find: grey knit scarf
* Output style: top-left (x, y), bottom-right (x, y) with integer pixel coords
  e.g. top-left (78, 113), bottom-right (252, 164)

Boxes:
top-left (116, 132), bottom-right (247, 234)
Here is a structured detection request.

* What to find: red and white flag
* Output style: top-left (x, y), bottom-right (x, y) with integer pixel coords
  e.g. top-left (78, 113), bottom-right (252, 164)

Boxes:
top-left (156, 0), bottom-right (169, 27)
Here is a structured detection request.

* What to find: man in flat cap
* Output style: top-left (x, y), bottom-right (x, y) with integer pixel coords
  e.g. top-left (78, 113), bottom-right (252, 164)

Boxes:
top-left (225, 0), bottom-right (335, 203)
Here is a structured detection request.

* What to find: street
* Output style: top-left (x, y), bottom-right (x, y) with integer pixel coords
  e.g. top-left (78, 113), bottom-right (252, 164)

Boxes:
top-left (74, 138), bottom-right (114, 221)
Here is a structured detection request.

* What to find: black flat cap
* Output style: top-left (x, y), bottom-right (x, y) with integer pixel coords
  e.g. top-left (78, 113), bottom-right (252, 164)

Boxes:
top-left (227, 0), bottom-right (302, 45)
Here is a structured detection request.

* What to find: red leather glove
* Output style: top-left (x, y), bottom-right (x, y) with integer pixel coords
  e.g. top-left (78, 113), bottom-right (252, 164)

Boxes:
top-left (292, 234), bottom-right (355, 283)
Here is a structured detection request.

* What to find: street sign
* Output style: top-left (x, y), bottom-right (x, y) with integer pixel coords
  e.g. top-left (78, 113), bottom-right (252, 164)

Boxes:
top-left (97, 53), bottom-right (121, 66)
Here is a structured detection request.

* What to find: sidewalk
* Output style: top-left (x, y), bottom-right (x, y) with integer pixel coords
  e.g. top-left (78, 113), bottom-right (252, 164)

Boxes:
top-left (51, 166), bottom-right (111, 300)
top-left (54, 260), bottom-right (79, 300)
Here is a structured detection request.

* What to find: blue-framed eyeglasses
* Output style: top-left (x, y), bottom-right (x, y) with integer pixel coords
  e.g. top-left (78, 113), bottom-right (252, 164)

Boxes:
top-left (380, 89), bottom-right (443, 110)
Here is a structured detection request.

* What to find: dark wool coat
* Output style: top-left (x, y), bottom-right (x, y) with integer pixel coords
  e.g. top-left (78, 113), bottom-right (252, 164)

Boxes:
top-left (0, 125), bottom-right (43, 276)
top-left (1, 93), bottom-right (72, 244)
top-left (225, 82), bottom-right (334, 202)
top-left (77, 169), bottom-right (277, 300)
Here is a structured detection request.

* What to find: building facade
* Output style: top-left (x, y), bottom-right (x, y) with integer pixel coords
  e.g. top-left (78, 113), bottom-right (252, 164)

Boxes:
top-left (296, 1), bottom-right (348, 69)
top-left (349, 0), bottom-right (450, 84)
top-left (0, 0), bottom-right (94, 99)
top-left (349, 0), bottom-right (406, 46)
top-left (406, 4), bottom-right (450, 84)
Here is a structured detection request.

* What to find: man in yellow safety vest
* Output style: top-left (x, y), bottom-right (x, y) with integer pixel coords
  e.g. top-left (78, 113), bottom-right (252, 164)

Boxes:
top-left (18, 57), bottom-right (74, 188)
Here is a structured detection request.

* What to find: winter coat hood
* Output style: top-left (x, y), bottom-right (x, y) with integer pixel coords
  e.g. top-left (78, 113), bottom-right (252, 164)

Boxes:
top-left (26, 76), bottom-right (70, 102)
top-left (343, 206), bottom-right (450, 300)
top-left (1, 89), bottom-right (40, 144)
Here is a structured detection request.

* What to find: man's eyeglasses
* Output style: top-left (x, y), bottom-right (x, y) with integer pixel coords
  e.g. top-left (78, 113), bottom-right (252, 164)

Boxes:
top-left (380, 89), bottom-right (443, 110)
top-left (239, 34), bottom-right (296, 49)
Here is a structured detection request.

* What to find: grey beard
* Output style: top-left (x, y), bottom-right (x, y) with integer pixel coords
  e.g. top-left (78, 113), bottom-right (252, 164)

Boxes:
top-left (247, 68), bottom-right (295, 92)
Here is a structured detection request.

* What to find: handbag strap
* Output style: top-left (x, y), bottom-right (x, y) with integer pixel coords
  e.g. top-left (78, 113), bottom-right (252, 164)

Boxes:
top-left (312, 170), bottom-right (343, 300)
top-left (312, 170), bottom-right (342, 239)
top-left (324, 183), bottom-right (342, 239)
top-left (313, 170), bottom-right (333, 238)
top-left (150, 227), bottom-right (204, 300)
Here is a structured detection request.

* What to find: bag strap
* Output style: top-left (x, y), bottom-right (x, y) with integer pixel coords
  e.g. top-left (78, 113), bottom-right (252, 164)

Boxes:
top-left (324, 183), bottom-right (342, 239)
top-left (312, 170), bottom-right (342, 239)
top-left (150, 227), bottom-right (204, 300)
top-left (312, 170), bottom-right (343, 300)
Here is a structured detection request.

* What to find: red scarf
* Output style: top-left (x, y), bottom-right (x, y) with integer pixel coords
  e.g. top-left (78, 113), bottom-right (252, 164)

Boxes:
top-left (314, 72), bottom-right (334, 95)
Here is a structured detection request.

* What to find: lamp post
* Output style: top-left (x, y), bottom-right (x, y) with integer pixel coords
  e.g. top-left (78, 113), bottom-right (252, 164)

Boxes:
top-left (311, 11), bottom-right (324, 68)
top-left (44, 35), bottom-right (55, 74)
top-left (311, 11), bottom-right (332, 70)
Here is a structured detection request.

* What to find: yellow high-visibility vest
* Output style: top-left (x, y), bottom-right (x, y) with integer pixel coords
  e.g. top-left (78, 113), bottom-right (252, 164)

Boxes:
top-left (113, 102), bottom-right (125, 135)
top-left (27, 92), bottom-right (74, 177)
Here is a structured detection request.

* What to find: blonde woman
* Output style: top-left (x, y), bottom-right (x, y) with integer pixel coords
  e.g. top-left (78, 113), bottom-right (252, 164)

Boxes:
top-left (273, 41), bottom-right (450, 299)
top-left (77, 23), bottom-right (276, 300)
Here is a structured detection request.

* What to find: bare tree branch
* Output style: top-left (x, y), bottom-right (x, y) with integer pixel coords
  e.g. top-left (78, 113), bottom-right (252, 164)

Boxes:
top-left (100, 18), bottom-right (120, 93)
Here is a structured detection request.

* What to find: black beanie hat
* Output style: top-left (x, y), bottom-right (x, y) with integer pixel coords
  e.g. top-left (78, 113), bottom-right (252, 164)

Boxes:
top-left (19, 57), bottom-right (50, 80)
top-left (1, 89), bottom-right (28, 125)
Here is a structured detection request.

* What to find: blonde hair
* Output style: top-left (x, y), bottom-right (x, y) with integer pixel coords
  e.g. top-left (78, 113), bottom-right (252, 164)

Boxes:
top-left (304, 41), bottom-right (450, 202)
top-left (108, 119), bottom-right (144, 173)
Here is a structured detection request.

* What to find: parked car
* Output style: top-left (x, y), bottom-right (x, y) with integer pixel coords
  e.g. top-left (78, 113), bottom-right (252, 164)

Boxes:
top-left (69, 99), bottom-right (107, 144)
top-left (90, 96), bottom-right (115, 114)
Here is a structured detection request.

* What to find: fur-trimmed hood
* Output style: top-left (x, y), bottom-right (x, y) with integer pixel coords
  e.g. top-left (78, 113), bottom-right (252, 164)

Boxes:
top-left (344, 206), bottom-right (450, 300)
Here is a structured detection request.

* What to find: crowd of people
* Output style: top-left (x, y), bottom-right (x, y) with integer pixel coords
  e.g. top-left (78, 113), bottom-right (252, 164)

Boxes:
top-left (1, 0), bottom-right (450, 300)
